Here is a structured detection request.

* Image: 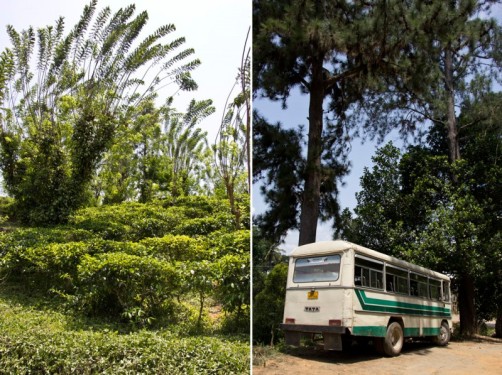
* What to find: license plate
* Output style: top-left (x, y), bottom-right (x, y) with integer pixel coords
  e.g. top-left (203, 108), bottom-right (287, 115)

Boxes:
top-left (307, 290), bottom-right (318, 300)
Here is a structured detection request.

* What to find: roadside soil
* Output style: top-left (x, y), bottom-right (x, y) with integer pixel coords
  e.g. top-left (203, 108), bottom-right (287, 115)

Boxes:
top-left (253, 337), bottom-right (502, 375)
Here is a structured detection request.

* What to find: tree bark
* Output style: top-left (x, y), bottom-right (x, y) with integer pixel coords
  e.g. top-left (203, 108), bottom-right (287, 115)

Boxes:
top-left (298, 57), bottom-right (324, 246)
top-left (496, 308), bottom-right (502, 338)
top-left (444, 46), bottom-right (477, 336)
top-left (444, 47), bottom-right (461, 164)
top-left (458, 274), bottom-right (477, 336)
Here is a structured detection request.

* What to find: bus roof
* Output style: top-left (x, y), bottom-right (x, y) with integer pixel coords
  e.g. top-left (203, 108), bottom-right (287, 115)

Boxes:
top-left (289, 240), bottom-right (450, 281)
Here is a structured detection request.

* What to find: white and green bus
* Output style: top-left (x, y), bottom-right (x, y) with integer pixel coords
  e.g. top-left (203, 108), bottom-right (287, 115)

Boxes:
top-left (281, 240), bottom-right (452, 356)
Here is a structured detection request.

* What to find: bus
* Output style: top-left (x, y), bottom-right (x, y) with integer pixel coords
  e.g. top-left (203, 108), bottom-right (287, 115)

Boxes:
top-left (280, 240), bottom-right (452, 356)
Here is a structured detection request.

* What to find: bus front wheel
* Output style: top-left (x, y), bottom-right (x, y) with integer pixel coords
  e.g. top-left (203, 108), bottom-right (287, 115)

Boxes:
top-left (382, 322), bottom-right (404, 356)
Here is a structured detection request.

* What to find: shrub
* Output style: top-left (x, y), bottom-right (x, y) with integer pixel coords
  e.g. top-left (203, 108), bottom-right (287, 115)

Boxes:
top-left (85, 238), bottom-right (148, 256)
top-left (75, 252), bottom-right (181, 326)
top-left (70, 216), bottom-right (132, 241)
top-left (0, 300), bottom-right (250, 374)
top-left (0, 329), bottom-right (250, 374)
top-left (0, 227), bottom-right (97, 252)
top-left (163, 195), bottom-right (232, 214)
top-left (214, 253), bottom-right (250, 333)
top-left (207, 230), bottom-right (250, 257)
top-left (1, 242), bottom-right (92, 292)
top-left (173, 214), bottom-right (235, 236)
top-left (253, 263), bottom-right (288, 345)
top-left (140, 234), bottom-right (209, 261)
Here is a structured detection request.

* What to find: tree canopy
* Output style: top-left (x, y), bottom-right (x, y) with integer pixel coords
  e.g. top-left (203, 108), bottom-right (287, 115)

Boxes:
top-left (0, 0), bottom-right (199, 224)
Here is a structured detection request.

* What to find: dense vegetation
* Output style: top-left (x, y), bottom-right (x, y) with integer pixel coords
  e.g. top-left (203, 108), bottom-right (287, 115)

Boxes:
top-left (254, 0), bottom-right (501, 337)
top-left (0, 1), bottom-right (250, 373)
top-left (0, 196), bottom-right (250, 373)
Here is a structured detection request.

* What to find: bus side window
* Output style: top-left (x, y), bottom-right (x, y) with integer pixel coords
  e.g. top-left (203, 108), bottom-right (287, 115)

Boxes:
top-left (386, 274), bottom-right (394, 292)
top-left (355, 255), bottom-right (384, 290)
top-left (442, 281), bottom-right (451, 302)
top-left (355, 266), bottom-right (362, 286)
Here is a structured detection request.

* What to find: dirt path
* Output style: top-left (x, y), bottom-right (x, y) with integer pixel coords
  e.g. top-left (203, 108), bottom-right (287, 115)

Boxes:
top-left (254, 339), bottom-right (502, 375)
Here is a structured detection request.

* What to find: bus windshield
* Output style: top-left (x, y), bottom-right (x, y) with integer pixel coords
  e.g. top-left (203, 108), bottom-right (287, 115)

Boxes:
top-left (293, 255), bottom-right (341, 283)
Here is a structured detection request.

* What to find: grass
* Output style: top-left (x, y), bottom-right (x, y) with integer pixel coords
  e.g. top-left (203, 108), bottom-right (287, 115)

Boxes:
top-left (252, 344), bottom-right (280, 367)
top-left (0, 283), bottom-right (249, 374)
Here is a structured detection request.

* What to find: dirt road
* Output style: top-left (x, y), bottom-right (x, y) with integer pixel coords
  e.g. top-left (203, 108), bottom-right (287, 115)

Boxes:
top-left (254, 338), bottom-right (502, 375)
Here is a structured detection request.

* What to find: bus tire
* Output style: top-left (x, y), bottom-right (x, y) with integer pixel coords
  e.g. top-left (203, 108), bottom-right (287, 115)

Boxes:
top-left (383, 322), bottom-right (404, 356)
top-left (434, 321), bottom-right (450, 347)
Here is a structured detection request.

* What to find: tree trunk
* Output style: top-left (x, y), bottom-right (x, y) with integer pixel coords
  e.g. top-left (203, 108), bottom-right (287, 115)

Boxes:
top-left (458, 275), bottom-right (477, 336)
top-left (496, 306), bottom-right (502, 338)
top-left (298, 57), bottom-right (325, 246)
top-left (444, 46), bottom-right (477, 336)
top-left (444, 47), bottom-right (460, 165)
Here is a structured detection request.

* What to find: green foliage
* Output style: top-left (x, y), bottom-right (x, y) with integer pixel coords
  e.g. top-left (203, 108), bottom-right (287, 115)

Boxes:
top-left (213, 29), bottom-right (251, 227)
top-left (253, 263), bottom-right (288, 345)
top-left (207, 230), bottom-right (250, 258)
top-left (253, 112), bottom-right (305, 242)
top-left (0, 196), bottom-right (249, 338)
top-left (0, 1), bottom-right (200, 224)
top-left (1, 242), bottom-right (92, 292)
top-left (215, 253), bottom-right (250, 333)
top-left (0, 296), bottom-right (249, 374)
top-left (162, 99), bottom-right (215, 198)
top-left (70, 202), bottom-right (178, 241)
top-left (140, 234), bottom-right (208, 262)
top-left (75, 252), bottom-right (180, 325)
top-left (95, 98), bottom-right (216, 204)
top-left (173, 214), bottom-right (236, 236)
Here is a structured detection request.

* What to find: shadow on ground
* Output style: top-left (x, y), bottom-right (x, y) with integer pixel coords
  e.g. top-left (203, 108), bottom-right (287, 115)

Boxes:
top-left (280, 340), bottom-right (438, 365)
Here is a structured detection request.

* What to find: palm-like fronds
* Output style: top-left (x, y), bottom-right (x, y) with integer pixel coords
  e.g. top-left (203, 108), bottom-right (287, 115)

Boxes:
top-left (0, 1), bottom-right (201, 224)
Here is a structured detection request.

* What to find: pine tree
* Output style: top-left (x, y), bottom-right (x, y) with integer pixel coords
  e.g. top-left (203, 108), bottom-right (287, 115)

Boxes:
top-left (254, 0), bottom-right (411, 245)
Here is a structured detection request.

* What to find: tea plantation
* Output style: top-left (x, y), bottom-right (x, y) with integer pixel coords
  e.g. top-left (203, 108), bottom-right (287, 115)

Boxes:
top-left (0, 196), bottom-right (250, 374)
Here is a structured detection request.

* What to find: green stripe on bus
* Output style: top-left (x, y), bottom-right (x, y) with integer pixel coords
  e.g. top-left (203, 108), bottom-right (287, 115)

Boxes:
top-left (353, 326), bottom-right (441, 337)
top-left (355, 289), bottom-right (451, 317)
top-left (353, 326), bottom-right (387, 337)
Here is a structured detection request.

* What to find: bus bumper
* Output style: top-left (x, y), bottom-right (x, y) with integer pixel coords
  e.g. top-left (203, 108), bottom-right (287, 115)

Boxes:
top-left (280, 323), bottom-right (347, 350)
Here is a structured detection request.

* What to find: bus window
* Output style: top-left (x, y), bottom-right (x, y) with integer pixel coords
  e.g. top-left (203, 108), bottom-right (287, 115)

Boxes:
top-left (386, 266), bottom-right (409, 295)
top-left (429, 279), bottom-right (441, 301)
top-left (442, 281), bottom-right (451, 301)
top-left (355, 256), bottom-right (383, 290)
top-left (410, 273), bottom-right (428, 298)
top-left (293, 255), bottom-right (341, 283)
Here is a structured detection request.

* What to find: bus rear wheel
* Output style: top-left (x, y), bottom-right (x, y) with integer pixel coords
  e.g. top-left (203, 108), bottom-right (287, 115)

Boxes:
top-left (433, 321), bottom-right (451, 346)
top-left (382, 322), bottom-right (404, 356)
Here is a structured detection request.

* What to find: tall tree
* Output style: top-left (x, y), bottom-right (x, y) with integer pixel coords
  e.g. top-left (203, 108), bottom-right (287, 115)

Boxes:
top-left (254, 0), bottom-right (410, 245)
top-left (357, 0), bottom-right (500, 336)
top-left (0, 0), bottom-right (199, 223)
top-left (213, 30), bottom-right (250, 228)
top-left (162, 99), bottom-right (214, 197)
top-left (341, 91), bottom-right (502, 337)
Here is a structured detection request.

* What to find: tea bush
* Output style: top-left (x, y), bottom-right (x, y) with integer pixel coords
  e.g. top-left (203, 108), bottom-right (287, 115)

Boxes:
top-left (0, 300), bottom-right (249, 374)
top-left (215, 253), bottom-right (250, 333)
top-left (0, 196), bottom-right (250, 332)
top-left (140, 234), bottom-right (209, 261)
top-left (173, 214), bottom-right (236, 236)
top-left (75, 252), bottom-right (181, 325)
top-left (208, 230), bottom-right (250, 257)
top-left (1, 242), bottom-right (92, 291)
